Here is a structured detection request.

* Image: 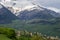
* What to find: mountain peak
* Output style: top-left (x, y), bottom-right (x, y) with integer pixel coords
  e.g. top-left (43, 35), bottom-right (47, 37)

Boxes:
top-left (0, 3), bottom-right (18, 24)
top-left (22, 5), bottom-right (44, 11)
top-left (17, 5), bottom-right (60, 20)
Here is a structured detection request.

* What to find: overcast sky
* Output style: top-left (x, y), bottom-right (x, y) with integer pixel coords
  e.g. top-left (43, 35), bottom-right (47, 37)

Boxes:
top-left (37, 0), bottom-right (60, 9)
top-left (0, 0), bottom-right (60, 9)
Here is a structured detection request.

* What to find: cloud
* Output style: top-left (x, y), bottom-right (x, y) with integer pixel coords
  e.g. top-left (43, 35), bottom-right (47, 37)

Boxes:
top-left (23, 5), bottom-right (35, 10)
top-left (38, 0), bottom-right (60, 8)
top-left (5, 0), bottom-right (11, 2)
top-left (47, 7), bottom-right (60, 13)
top-left (0, 0), bottom-right (60, 9)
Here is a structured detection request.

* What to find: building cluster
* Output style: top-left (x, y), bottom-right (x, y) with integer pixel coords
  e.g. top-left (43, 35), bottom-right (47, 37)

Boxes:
top-left (15, 30), bottom-right (60, 40)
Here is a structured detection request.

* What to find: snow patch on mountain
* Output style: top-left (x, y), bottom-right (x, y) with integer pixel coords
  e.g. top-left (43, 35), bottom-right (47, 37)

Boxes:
top-left (22, 5), bottom-right (44, 11)
top-left (0, 3), bottom-right (3, 9)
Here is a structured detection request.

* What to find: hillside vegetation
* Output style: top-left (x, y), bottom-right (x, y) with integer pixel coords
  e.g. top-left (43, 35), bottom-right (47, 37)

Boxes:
top-left (0, 19), bottom-right (60, 37)
top-left (0, 27), bottom-right (60, 40)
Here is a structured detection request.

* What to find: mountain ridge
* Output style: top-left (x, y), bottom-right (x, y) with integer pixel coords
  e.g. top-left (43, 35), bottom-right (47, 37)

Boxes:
top-left (0, 3), bottom-right (18, 24)
top-left (17, 5), bottom-right (60, 20)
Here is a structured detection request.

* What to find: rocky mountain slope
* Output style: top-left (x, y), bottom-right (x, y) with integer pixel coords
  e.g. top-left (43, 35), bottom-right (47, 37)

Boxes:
top-left (17, 5), bottom-right (60, 20)
top-left (0, 3), bottom-right (18, 24)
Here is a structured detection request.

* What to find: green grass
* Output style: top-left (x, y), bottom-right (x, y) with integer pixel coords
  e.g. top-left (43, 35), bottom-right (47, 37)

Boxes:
top-left (0, 34), bottom-right (12, 40)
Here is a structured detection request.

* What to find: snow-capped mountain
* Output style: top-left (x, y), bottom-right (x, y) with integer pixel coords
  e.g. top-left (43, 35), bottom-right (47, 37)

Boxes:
top-left (17, 5), bottom-right (60, 20)
top-left (0, 0), bottom-right (60, 21)
top-left (0, 0), bottom-right (60, 17)
top-left (0, 3), bottom-right (18, 24)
